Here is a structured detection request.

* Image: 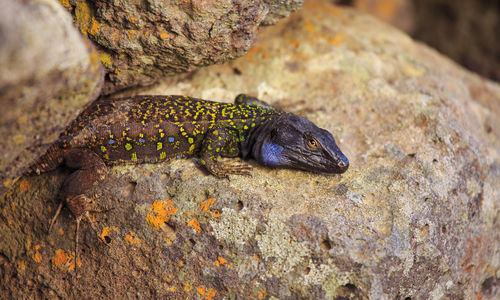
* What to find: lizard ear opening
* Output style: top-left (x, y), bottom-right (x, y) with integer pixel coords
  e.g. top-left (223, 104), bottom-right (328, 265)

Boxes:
top-left (270, 128), bottom-right (278, 139)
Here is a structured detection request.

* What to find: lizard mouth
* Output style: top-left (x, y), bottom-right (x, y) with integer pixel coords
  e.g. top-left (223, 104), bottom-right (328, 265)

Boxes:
top-left (284, 149), bottom-right (349, 174)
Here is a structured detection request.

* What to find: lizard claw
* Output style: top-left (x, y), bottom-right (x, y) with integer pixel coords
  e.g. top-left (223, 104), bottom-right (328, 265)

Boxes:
top-left (211, 160), bottom-right (253, 178)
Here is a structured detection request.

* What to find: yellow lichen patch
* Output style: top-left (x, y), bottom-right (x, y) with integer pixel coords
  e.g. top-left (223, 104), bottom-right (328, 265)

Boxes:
top-left (200, 198), bottom-right (216, 212)
top-left (129, 16), bottom-right (138, 23)
top-left (59, 0), bottom-right (70, 8)
top-left (214, 256), bottom-right (227, 267)
top-left (184, 283), bottom-right (192, 291)
top-left (17, 115), bottom-right (27, 125)
top-left (125, 232), bottom-right (141, 244)
top-left (19, 179), bottom-right (30, 193)
top-left (146, 200), bottom-right (178, 230)
top-left (99, 51), bottom-right (112, 68)
top-left (187, 218), bottom-right (201, 233)
top-left (403, 63), bottom-right (424, 77)
top-left (197, 286), bottom-right (216, 300)
top-left (74, 1), bottom-right (91, 35)
top-left (33, 252), bottom-right (42, 263)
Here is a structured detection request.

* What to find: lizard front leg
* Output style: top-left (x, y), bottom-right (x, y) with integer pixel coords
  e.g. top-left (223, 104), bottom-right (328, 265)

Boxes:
top-left (49, 148), bottom-right (108, 276)
top-left (199, 127), bottom-right (252, 178)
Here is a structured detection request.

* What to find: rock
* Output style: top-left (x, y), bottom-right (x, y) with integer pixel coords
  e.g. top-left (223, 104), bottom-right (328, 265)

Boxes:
top-left (61, 0), bottom-right (304, 94)
top-left (0, 0), bottom-right (104, 195)
top-left (1, 0), bottom-right (499, 298)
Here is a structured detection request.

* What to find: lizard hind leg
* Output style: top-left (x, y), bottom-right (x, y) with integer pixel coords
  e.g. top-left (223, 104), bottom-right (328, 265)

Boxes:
top-left (49, 148), bottom-right (109, 275)
top-left (234, 94), bottom-right (275, 110)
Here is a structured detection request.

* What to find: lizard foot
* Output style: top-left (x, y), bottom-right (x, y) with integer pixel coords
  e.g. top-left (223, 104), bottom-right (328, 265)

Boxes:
top-left (48, 194), bottom-right (109, 277)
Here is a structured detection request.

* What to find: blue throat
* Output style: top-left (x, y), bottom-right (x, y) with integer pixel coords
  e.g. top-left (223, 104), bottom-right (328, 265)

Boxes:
top-left (261, 142), bottom-right (284, 166)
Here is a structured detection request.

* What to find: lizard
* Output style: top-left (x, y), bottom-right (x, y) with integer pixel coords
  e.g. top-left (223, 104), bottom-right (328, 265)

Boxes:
top-left (27, 94), bottom-right (349, 274)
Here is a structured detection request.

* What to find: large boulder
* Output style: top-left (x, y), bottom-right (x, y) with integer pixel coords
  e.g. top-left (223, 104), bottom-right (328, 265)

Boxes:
top-left (1, 0), bottom-right (499, 298)
top-left (61, 0), bottom-right (304, 94)
top-left (0, 0), bottom-right (104, 195)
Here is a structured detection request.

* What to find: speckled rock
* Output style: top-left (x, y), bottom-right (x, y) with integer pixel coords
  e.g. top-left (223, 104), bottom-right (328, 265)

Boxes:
top-left (61, 0), bottom-right (304, 94)
top-left (1, 0), bottom-right (500, 298)
top-left (0, 0), bottom-right (104, 195)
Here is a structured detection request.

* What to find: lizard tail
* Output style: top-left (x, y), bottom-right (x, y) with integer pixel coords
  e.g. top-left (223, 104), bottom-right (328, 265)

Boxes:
top-left (26, 144), bottom-right (65, 175)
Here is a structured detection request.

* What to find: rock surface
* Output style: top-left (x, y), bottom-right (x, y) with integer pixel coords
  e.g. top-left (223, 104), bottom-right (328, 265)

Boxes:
top-left (1, 0), bottom-right (500, 298)
top-left (0, 0), bottom-right (104, 195)
top-left (61, 0), bottom-right (304, 94)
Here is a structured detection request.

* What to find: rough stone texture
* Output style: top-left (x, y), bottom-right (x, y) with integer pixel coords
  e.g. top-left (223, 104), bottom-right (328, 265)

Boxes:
top-left (61, 0), bottom-right (304, 94)
top-left (1, 0), bottom-right (500, 298)
top-left (0, 0), bottom-right (104, 194)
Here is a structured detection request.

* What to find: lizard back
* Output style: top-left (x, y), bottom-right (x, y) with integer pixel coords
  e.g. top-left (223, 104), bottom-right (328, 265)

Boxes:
top-left (58, 95), bottom-right (280, 165)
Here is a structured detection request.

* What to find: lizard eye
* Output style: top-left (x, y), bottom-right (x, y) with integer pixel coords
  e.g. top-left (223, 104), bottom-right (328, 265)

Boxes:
top-left (307, 138), bottom-right (317, 148)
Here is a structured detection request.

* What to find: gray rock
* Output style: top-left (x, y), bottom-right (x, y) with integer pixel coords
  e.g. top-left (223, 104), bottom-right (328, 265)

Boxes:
top-left (1, 0), bottom-right (499, 299)
top-left (0, 0), bottom-right (104, 195)
top-left (62, 0), bottom-right (304, 94)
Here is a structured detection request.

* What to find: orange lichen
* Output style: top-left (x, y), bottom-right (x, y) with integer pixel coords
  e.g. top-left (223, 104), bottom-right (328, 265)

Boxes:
top-left (19, 179), bottom-right (30, 193)
top-left (33, 252), bottom-right (42, 263)
top-left (3, 179), bottom-right (11, 188)
top-left (125, 232), bottom-right (141, 244)
top-left (184, 283), bottom-right (192, 291)
top-left (16, 260), bottom-right (26, 272)
top-left (253, 254), bottom-right (260, 261)
top-left (197, 286), bottom-right (216, 300)
top-left (53, 249), bottom-right (71, 268)
top-left (187, 218), bottom-right (201, 233)
top-left (89, 19), bottom-right (100, 35)
top-left (160, 31), bottom-right (168, 39)
top-left (146, 200), bottom-right (178, 230)
top-left (304, 21), bottom-right (316, 33)
top-left (214, 256), bottom-right (227, 267)
top-left (34, 244), bottom-right (41, 251)
top-left (211, 210), bottom-right (221, 218)
top-left (129, 16), bottom-right (138, 23)
top-left (128, 29), bottom-right (137, 40)
top-left (100, 226), bottom-right (118, 241)
top-left (328, 33), bottom-right (345, 46)
top-left (257, 289), bottom-right (268, 299)
top-left (200, 198), bottom-right (216, 212)
top-left (58, 228), bottom-right (64, 235)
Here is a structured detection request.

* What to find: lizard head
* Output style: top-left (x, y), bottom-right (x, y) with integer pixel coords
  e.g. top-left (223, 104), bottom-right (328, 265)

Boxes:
top-left (257, 114), bottom-right (349, 174)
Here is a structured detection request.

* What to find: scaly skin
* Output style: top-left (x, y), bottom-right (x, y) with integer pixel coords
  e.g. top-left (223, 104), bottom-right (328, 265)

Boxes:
top-left (28, 94), bottom-right (349, 275)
